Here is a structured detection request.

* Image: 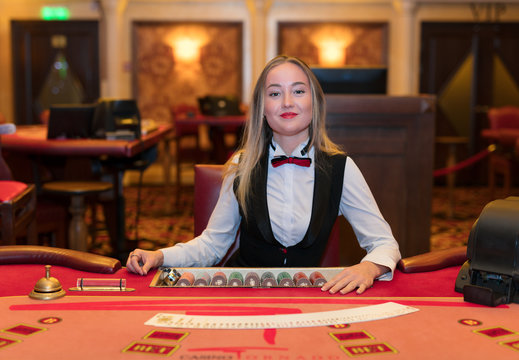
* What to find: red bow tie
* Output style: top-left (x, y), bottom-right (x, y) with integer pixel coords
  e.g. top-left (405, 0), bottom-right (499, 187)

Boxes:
top-left (271, 156), bottom-right (312, 168)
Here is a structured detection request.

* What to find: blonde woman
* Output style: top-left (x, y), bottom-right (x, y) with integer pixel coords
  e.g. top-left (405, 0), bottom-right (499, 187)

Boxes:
top-left (127, 56), bottom-right (400, 295)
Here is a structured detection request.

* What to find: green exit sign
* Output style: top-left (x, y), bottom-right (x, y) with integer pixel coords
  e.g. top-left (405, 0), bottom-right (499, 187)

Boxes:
top-left (41, 7), bottom-right (70, 21)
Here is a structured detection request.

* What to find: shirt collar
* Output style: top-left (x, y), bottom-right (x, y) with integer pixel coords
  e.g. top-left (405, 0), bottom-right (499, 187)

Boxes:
top-left (269, 138), bottom-right (313, 159)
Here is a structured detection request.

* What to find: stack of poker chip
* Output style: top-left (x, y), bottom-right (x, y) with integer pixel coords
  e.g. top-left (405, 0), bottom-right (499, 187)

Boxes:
top-left (162, 269), bottom-right (329, 288)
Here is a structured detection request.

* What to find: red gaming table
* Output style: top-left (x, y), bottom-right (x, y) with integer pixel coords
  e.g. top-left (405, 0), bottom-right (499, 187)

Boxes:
top-left (0, 246), bottom-right (518, 359)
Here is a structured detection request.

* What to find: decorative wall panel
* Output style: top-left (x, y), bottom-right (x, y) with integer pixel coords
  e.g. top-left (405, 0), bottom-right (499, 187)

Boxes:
top-left (278, 22), bottom-right (387, 67)
top-left (133, 22), bottom-right (242, 124)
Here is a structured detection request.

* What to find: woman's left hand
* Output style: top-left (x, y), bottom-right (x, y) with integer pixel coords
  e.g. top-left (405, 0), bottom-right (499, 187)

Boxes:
top-left (321, 261), bottom-right (390, 295)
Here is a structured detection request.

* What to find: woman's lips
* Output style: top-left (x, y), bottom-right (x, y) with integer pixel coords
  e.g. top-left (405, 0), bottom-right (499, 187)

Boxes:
top-left (280, 112), bottom-right (297, 119)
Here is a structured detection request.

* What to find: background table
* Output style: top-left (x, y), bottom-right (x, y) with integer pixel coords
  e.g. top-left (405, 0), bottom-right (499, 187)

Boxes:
top-left (1, 263), bottom-right (518, 359)
top-left (175, 113), bottom-right (245, 164)
top-left (1, 124), bottom-right (173, 258)
top-left (0, 124), bottom-right (172, 157)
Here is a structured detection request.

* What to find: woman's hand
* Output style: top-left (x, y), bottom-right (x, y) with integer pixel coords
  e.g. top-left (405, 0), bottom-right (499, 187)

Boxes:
top-left (126, 249), bottom-right (164, 275)
top-left (321, 261), bottom-right (390, 295)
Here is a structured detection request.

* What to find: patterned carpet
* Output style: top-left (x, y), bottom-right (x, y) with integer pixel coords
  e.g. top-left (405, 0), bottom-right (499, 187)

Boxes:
top-left (429, 186), bottom-right (493, 251)
top-left (88, 185), bottom-right (195, 256)
top-left (88, 184), bottom-right (513, 256)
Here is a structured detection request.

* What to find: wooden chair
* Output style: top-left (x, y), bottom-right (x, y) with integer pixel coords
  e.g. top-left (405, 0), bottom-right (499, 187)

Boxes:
top-left (193, 164), bottom-right (340, 266)
top-left (485, 106), bottom-right (519, 198)
top-left (0, 182), bottom-right (37, 245)
top-left (172, 105), bottom-right (205, 205)
top-left (1, 124), bottom-right (70, 247)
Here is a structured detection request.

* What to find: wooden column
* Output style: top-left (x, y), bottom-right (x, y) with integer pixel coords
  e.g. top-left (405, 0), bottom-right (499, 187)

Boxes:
top-left (391, 0), bottom-right (417, 95)
top-left (100, 0), bottom-right (128, 97)
top-left (246, 0), bottom-right (273, 83)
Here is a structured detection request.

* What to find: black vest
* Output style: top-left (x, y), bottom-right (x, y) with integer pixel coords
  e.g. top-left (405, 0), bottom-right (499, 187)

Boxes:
top-left (227, 150), bottom-right (347, 267)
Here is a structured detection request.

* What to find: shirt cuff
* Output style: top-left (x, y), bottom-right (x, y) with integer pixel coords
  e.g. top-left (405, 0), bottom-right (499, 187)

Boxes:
top-left (160, 246), bottom-right (186, 268)
top-left (361, 255), bottom-right (399, 281)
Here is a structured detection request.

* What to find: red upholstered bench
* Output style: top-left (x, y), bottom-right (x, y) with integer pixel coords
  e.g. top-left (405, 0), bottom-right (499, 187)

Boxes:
top-left (0, 180), bottom-right (37, 244)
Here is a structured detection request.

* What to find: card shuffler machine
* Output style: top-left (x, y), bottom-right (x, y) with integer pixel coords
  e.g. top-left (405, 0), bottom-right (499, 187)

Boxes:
top-left (455, 196), bottom-right (519, 306)
top-left (455, 196), bottom-right (519, 307)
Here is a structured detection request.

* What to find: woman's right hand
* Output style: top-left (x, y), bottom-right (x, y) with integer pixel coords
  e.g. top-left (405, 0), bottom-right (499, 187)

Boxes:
top-left (126, 249), bottom-right (164, 275)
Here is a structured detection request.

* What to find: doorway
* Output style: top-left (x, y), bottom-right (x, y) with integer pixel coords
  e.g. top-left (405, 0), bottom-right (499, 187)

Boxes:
top-left (420, 22), bottom-right (519, 184)
top-left (11, 20), bottom-right (100, 125)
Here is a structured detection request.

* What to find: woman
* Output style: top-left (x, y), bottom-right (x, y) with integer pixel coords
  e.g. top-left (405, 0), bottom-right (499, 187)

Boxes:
top-left (127, 55), bottom-right (401, 294)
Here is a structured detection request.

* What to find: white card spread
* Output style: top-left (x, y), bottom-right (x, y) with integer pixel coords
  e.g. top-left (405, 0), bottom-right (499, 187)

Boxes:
top-left (145, 302), bottom-right (419, 329)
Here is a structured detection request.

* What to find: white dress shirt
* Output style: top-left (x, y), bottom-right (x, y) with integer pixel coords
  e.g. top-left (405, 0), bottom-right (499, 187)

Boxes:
top-left (161, 140), bottom-right (401, 279)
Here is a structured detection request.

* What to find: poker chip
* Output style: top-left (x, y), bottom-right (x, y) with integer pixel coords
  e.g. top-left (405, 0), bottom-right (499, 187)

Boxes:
top-left (211, 271), bottom-right (228, 286)
top-left (260, 271), bottom-right (276, 287)
top-left (194, 272), bottom-right (211, 286)
top-left (310, 271), bottom-right (327, 287)
top-left (176, 272), bottom-right (195, 286)
top-left (277, 271), bottom-right (295, 287)
top-left (228, 272), bottom-right (244, 286)
top-left (293, 272), bottom-right (311, 287)
top-left (244, 272), bottom-right (261, 287)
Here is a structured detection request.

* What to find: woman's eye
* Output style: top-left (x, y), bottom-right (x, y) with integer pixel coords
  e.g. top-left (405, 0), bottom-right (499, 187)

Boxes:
top-left (294, 88), bottom-right (306, 95)
top-left (268, 91), bottom-right (280, 97)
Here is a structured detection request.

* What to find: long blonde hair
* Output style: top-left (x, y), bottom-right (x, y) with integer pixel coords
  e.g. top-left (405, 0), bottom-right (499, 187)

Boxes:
top-left (226, 55), bottom-right (343, 218)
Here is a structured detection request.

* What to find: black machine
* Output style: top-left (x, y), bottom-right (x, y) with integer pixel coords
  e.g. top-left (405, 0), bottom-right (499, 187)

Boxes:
top-left (455, 196), bottom-right (519, 306)
top-left (311, 67), bottom-right (387, 94)
top-left (47, 104), bottom-right (96, 139)
top-left (198, 95), bottom-right (243, 116)
top-left (91, 99), bottom-right (142, 140)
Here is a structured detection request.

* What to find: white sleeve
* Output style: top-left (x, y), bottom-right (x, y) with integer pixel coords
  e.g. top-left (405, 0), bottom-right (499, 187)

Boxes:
top-left (339, 158), bottom-right (402, 280)
top-left (160, 173), bottom-right (241, 267)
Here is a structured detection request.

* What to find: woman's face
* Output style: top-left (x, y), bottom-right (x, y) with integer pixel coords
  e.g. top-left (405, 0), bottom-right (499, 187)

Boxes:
top-left (263, 62), bottom-right (312, 149)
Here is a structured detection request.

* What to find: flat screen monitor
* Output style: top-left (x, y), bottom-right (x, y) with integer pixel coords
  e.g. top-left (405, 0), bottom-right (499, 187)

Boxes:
top-left (47, 104), bottom-right (96, 139)
top-left (311, 67), bottom-right (387, 94)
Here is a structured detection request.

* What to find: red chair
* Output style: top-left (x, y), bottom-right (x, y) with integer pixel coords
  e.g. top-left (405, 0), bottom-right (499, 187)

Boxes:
top-left (484, 106), bottom-right (519, 198)
top-left (1, 124), bottom-right (67, 247)
top-left (1, 124), bottom-right (37, 244)
top-left (0, 182), bottom-right (37, 245)
top-left (194, 164), bottom-right (340, 266)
